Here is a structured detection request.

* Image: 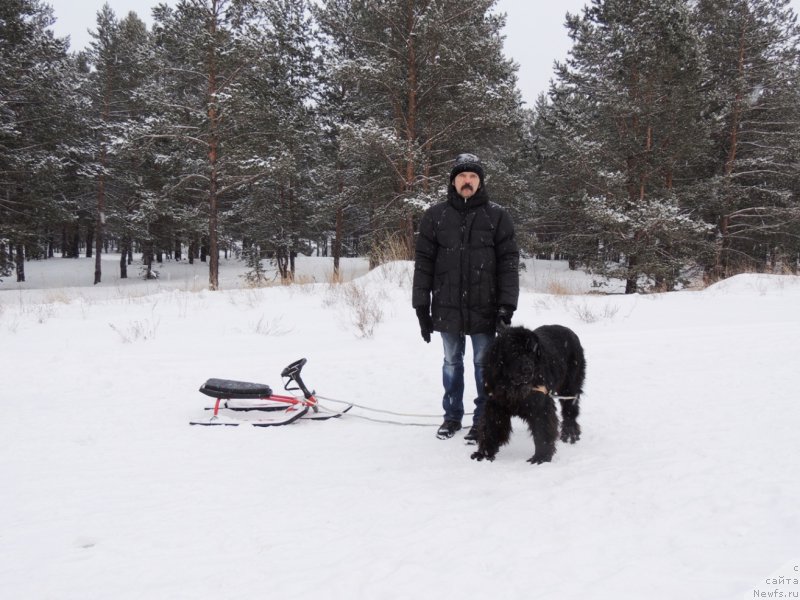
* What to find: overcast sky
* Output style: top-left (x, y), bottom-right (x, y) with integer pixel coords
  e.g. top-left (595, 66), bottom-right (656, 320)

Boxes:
top-left (45, 0), bottom-right (800, 108)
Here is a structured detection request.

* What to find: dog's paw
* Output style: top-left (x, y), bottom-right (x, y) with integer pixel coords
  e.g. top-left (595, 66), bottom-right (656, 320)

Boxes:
top-left (560, 423), bottom-right (581, 444)
top-left (471, 451), bottom-right (495, 462)
top-left (527, 453), bottom-right (553, 465)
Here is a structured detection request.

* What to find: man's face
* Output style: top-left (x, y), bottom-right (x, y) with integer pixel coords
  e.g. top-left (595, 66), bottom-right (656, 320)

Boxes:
top-left (454, 171), bottom-right (480, 199)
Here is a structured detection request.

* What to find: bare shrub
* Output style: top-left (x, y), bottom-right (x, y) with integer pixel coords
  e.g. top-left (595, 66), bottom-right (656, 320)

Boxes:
top-left (546, 280), bottom-right (575, 295)
top-left (6, 315), bottom-right (20, 333)
top-left (341, 282), bottom-right (383, 338)
top-left (571, 300), bottom-right (620, 324)
top-left (241, 274), bottom-right (276, 289)
top-left (109, 318), bottom-right (160, 343)
top-left (109, 300), bottom-right (161, 342)
top-left (370, 232), bottom-right (412, 266)
top-left (34, 304), bottom-right (55, 324)
top-left (251, 315), bottom-right (291, 336)
top-left (228, 288), bottom-right (265, 309)
top-left (286, 274), bottom-right (320, 297)
top-left (327, 269), bottom-right (344, 285)
top-left (291, 274), bottom-right (317, 285)
top-left (44, 290), bottom-right (73, 304)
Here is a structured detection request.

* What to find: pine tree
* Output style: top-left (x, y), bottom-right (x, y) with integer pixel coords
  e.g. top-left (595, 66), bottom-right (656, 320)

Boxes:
top-left (84, 5), bottom-right (152, 284)
top-left (0, 0), bottom-right (77, 281)
top-left (143, 0), bottom-right (277, 290)
top-left (538, 0), bottom-right (714, 292)
top-left (694, 0), bottom-right (800, 278)
top-left (230, 0), bottom-right (322, 282)
top-left (315, 0), bottom-right (525, 267)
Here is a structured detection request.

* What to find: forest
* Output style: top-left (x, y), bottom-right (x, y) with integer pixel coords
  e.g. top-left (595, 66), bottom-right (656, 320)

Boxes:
top-left (1, 0), bottom-right (799, 292)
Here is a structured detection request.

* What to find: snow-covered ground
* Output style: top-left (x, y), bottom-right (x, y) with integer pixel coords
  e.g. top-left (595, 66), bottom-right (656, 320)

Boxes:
top-left (1, 255), bottom-right (798, 600)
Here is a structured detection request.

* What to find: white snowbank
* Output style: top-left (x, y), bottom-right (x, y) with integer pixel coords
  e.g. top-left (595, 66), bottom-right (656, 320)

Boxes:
top-left (1, 257), bottom-right (798, 599)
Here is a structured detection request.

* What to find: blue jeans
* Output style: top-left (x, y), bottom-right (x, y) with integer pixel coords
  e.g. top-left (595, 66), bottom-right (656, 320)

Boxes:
top-left (441, 331), bottom-right (494, 426)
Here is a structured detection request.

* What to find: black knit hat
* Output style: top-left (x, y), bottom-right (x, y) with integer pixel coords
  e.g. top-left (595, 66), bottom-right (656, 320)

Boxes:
top-left (449, 153), bottom-right (485, 185)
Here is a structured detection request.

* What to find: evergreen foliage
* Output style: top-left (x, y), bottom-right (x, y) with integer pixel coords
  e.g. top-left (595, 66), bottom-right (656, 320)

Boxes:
top-left (533, 0), bottom-right (800, 291)
top-left (536, 0), bottom-right (716, 292)
top-left (1, 0), bottom-right (798, 291)
top-left (693, 0), bottom-right (800, 278)
top-left (315, 0), bottom-right (526, 269)
top-left (0, 0), bottom-right (78, 281)
top-left (84, 5), bottom-right (153, 283)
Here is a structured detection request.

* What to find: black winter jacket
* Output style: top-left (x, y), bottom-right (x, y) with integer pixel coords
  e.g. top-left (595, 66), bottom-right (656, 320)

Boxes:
top-left (412, 184), bottom-right (519, 335)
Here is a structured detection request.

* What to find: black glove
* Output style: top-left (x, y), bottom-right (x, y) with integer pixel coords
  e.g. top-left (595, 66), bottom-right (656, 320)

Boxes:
top-left (496, 305), bottom-right (513, 334)
top-left (416, 307), bottom-right (433, 343)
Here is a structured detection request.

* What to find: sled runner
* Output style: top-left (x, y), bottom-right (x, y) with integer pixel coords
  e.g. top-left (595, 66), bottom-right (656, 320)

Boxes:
top-left (190, 358), bottom-right (351, 427)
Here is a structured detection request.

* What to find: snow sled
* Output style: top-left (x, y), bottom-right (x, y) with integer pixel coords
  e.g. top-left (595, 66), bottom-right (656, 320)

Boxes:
top-left (190, 358), bottom-right (351, 427)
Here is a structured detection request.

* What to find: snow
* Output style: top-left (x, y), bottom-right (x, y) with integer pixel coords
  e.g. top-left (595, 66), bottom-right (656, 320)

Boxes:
top-left (2, 255), bottom-right (799, 600)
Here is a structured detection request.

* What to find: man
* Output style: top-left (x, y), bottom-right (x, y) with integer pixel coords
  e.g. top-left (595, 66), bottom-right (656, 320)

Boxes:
top-left (412, 153), bottom-right (519, 442)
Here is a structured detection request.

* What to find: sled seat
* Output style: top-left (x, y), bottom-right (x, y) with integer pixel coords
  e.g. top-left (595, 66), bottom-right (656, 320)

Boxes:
top-left (200, 378), bottom-right (273, 400)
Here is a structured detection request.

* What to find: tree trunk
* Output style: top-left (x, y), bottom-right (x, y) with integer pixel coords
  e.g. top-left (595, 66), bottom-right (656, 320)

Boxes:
top-left (625, 254), bottom-right (638, 294)
top-left (95, 85), bottom-right (108, 285)
top-left (715, 214), bottom-right (731, 280)
top-left (333, 204), bottom-right (343, 277)
top-left (715, 22), bottom-right (747, 280)
top-left (120, 237), bottom-right (128, 279)
top-left (289, 184), bottom-right (296, 280)
top-left (404, 2), bottom-right (417, 193)
top-left (333, 155), bottom-right (345, 277)
top-left (86, 222), bottom-right (94, 258)
top-left (94, 170), bottom-right (105, 283)
top-left (15, 243), bottom-right (25, 282)
top-left (70, 228), bottom-right (80, 259)
top-left (276, 248), bottom-right (289, 280)
top-left (206, 0), bottom-right (220, 290)
top-left (94, 171), bottom-right (105, 283)
top-left (404, 213), bottom-right (414, 260)
top-left (143, 241), bottom-right (156, 279)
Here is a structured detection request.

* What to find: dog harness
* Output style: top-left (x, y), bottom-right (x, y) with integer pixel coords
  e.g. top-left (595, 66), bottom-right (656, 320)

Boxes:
top-left (532, 384), bottom-right (579, 402)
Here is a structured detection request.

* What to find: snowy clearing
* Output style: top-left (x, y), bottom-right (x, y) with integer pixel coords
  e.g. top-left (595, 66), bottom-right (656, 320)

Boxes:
top-left (1, 256), bottom-right (798, 600)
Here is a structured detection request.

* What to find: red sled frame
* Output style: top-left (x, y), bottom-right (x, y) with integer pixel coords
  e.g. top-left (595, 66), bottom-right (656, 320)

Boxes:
top-left (193, 358), bottom-right (337, 427)
top-left (207, 390), bottom-right (315, 419)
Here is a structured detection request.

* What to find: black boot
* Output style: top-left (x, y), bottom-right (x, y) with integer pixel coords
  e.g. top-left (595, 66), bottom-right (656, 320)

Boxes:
top-left (463, 426), bottom-right (479, 444)
top-left (436, 420), bottom-right (462, 439)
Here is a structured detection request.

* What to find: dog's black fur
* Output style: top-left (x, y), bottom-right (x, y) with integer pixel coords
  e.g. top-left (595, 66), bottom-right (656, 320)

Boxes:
top-left (471, 324), bottom-right (586, 465)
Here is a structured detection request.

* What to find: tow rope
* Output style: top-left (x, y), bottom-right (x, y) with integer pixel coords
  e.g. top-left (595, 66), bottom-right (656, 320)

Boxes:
top-left (317, 388), bottom-right (579, 427)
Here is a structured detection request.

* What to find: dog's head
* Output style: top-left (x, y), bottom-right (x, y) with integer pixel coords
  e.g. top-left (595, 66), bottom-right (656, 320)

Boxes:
top-left (485, 326), bottom-right (544, 393)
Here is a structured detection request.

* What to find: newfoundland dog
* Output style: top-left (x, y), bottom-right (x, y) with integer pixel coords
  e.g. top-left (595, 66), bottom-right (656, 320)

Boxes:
top-left (471, 324), bottom-right (586, 465)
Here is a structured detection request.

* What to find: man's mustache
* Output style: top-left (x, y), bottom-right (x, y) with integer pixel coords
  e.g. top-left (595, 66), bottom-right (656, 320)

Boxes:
top-left (460, 183), bottom-right (474, 191)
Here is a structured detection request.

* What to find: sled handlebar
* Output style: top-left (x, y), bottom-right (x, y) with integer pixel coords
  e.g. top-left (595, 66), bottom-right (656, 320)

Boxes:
top-left (281, 358), bottom-right (314, 400)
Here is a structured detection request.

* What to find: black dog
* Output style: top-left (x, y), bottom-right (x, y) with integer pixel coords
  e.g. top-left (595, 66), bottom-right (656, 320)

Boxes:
top-left (471, 324), bottom-right (586, 465)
